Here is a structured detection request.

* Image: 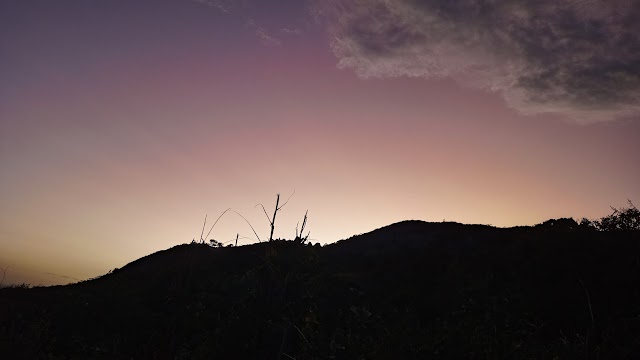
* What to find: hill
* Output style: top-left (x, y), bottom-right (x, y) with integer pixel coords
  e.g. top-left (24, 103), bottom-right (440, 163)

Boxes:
top-left (1, 220), bottom-right (639, 359)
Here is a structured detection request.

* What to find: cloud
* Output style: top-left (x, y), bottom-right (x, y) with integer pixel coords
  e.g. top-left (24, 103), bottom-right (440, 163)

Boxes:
top-left (255, 27), bottom-right (282, 46)
top-left (246, 19), bottom-right (282, 46)
top-left (317, 0), bottom-right (640, 122)
top-left (280, 27), bottom-right (303, 36)
top-left (192, 0), bottom-right (236, 13)
top-left (192, 0), bottom-right (285, 47)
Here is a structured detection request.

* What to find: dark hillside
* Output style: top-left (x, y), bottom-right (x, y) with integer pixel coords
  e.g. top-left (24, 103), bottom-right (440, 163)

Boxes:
top-left (1, 221), bottom-right (639, 359)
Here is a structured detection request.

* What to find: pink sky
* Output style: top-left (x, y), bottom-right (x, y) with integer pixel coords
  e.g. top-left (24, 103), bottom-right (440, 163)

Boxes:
top-left (1, 1), bottom-right (639, 285)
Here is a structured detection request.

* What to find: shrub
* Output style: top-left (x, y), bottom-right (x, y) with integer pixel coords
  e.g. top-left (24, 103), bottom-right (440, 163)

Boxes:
top-left (582, 200), bottom-right (640, 231)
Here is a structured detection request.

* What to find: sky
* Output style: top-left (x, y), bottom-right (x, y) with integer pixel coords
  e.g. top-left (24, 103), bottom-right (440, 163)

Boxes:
top-left (1, 0), bottom-right (639, 286)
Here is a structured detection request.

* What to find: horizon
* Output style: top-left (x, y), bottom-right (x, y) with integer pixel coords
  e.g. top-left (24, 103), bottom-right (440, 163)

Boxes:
top-left (0, 215), bottom-right (626, 287)
top-left (1, 0), bottom-right (639, 286)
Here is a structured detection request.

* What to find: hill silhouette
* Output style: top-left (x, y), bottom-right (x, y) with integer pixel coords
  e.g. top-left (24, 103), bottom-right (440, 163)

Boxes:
top-left (1, 220), bottom-right (639, 359)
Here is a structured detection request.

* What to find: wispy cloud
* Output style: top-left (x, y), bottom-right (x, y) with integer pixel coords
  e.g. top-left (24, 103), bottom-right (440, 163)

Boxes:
top-left (317, 0), bottom-right (640, 122)
top-left (192, 0), bottom-right (286, 47)
top-left (246, 19), bottom-right (282, 46)
top-left (192, 0), bottom-right (236, 13)
top-left (280, 27), bottom-right (303, 36)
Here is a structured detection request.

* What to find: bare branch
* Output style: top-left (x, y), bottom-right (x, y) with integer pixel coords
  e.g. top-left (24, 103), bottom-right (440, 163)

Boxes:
top-left (294, 210), bottom-right (309, 243)
top-left (0, 266), bottom-right (8, 287)
top-left (252, 191), bottom-right (297, 242)
top-left (270, 194), bottom-right (280, 241)
top-left (255, 203), bottom-right (273, 224)
top-left (231, 210), bottom-right (262, 242)
top-left (579, 277), bottom-right (595, 327)
top-left (300, 210), bottom-right (308, 235)
top-left (293, 324), bottom-right (309, 344)
top-left (277, 189), bottom-right (295, 210)
top-left (204, 208), bottom-right (231, 240)
top-left (200, 214), bottom-right (208, 242)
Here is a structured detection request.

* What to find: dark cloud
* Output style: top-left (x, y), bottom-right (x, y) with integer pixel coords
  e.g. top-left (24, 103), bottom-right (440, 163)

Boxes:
top-left (317, 0), bottom-right (640, 122)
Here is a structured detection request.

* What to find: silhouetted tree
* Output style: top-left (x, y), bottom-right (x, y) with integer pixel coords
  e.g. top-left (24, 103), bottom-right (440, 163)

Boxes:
top-left (209, 239), bottom-right (223, 248)
top-left (537, 218), bottom-right (579, 230)
top-left (257, 191), bottom-right (295, 242)
top-left (583, 200), bottom-right (640, 231)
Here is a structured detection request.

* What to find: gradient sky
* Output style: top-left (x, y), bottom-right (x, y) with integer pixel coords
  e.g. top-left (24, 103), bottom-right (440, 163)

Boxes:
top-left (1, 0), bottom-right (639, 286)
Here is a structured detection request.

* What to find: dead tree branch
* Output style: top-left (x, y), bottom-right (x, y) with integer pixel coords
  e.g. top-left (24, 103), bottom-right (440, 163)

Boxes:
top-left (0, 266), bottom-right (8, 287)
top-left (278, 189), bottom-right (295, 210)
top-left (256, 190), bottom-right (295, 242)
top-left (295, 210), bottom-right (310, 243)
top-left (231, 210), bottom-right (262, 242)
top-left (200, 214), bottom-right (208, 243)
top-left (204, 208), bottom-right (231, 240)
top-left (270, 194), bottom-right (280, 242)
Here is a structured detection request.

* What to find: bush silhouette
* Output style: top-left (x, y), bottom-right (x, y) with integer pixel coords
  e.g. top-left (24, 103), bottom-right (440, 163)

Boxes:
top-left (581, 200), bottom-right (640, 231)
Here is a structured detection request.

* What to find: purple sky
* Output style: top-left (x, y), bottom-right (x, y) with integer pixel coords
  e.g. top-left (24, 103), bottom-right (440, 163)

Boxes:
top-left (1, 0), bottom-right (639, 285)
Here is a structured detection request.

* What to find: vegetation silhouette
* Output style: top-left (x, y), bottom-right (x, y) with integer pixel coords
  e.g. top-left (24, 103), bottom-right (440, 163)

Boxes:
top-left (1, 204), bottom-right (639, 359)
top-left (580, 200), bottom-right (640, 231)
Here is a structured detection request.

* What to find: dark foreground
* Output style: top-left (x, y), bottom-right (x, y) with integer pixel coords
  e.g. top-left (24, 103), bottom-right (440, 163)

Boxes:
top-left (1, 221), bottom-right (639, 359)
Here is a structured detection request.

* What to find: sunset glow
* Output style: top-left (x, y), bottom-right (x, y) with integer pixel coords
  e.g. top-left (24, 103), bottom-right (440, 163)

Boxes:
top-left (1, 0), bottom-right (639, 285)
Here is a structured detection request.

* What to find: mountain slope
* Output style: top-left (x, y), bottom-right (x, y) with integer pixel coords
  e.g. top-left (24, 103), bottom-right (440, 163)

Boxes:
top-left (1, 221), bottom-right (639, 359)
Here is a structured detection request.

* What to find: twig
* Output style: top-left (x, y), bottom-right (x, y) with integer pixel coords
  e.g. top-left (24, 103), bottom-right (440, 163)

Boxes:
top-left (578, 277), bottom-right (595, 326)
top-left (578, 276), bottom-right (594, 359)
top-left (204, 208), bottom-right (231, 240)
top-left (256, 203), bottom-right (271, 223)
top-left (200, 214), bottom-right (208, 242)
top-left (278, 324), bottom-right (289, 360)
top-left (295, 211), bottom-right (309, 243)
top-left (278, 189), bottom-right (295, 210)
top-left (0, 267), bottom-right (8, 287)
top-left (270, 194), bottom-right (280, 242)
top-left (231, 210), bottom-right (262, 242)
top-left (293, 324), bottom-right (309, 344)
top-left (300, 211), bottom-right (308, 234)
